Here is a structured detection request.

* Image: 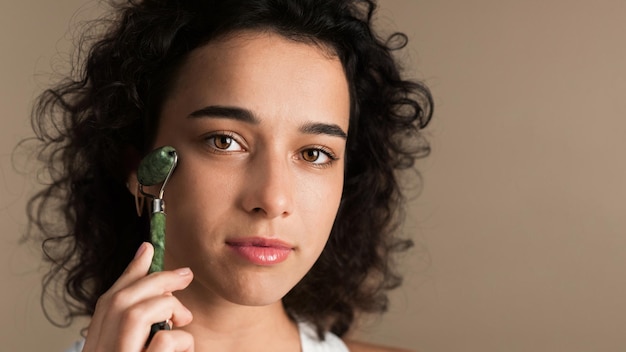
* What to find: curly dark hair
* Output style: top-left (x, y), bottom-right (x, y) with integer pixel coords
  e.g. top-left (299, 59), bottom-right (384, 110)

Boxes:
top-left (27, 0), bottom-right (432, 339)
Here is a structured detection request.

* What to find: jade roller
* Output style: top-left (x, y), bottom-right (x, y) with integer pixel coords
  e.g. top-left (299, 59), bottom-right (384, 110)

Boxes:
top-left (137, 145), bottom-right (178, 273)
top-left (137, 146), bottom-right (178, 344)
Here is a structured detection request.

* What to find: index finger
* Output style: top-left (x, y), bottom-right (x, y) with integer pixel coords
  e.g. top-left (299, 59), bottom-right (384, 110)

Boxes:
top-left (109, 242), bottom-right (154, 293)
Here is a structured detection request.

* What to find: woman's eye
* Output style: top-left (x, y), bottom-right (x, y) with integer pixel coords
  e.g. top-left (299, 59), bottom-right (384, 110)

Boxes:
top-left (206, 133), bottom-right (244, 152)
top-left (300, 148), bottom-right (336, 166)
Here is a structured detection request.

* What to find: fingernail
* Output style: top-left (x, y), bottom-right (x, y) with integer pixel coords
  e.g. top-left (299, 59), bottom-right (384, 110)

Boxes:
top-left (134, 242), bottom-right (148, 259)
top-left (175, 267), bottom-right (191, 276)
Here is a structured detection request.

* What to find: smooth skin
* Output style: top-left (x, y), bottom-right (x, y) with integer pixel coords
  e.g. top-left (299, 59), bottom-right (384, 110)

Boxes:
top-left (83, 31), bottom-right (409, 351)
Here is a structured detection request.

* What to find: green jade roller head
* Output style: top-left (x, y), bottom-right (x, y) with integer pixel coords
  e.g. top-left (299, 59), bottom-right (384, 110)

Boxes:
top-left (137, 146), bottom-right (178, 273)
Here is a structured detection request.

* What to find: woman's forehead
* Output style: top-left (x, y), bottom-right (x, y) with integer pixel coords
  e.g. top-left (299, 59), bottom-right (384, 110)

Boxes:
top-left (161, 31), bottom-right (350, 130)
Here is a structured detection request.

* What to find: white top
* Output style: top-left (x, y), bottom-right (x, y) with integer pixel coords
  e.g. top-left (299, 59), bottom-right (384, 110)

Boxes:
top-left (64, 322), bottom-right (349, 351)
top-left (299, 321), bottom-right (350, 352)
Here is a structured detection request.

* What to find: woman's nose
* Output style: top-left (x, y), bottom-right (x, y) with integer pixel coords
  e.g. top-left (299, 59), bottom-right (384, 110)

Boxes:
top-left (240, 153), bottom-right (294, 219)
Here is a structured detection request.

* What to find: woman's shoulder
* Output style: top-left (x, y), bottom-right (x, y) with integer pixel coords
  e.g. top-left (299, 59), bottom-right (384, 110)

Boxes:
top-left (344, 339), bottom-right (414, 352)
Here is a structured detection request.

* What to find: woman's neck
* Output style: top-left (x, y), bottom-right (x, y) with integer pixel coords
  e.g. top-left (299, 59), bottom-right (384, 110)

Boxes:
top-left (174, 284), bottom-right (301, 351)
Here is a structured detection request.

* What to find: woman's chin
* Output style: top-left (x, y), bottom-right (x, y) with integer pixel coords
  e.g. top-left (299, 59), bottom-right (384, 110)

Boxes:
top-left (189, 273), bottom-right (296, 308)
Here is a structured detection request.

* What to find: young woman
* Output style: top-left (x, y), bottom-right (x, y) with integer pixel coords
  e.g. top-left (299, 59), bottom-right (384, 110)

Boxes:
top-left (28, 0), bottom-right (432, 350)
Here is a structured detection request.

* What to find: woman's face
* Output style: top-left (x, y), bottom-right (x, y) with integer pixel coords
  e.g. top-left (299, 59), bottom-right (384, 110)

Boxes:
top-left (150, 31), bottom-right (350, 307)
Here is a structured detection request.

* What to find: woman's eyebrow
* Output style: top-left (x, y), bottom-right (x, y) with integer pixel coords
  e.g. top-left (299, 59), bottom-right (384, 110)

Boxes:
top-left (299, 122), bottom-right (347, 139)
top-left (188, 105), bottom-right (259, 124)
top-left (188, 105), bottom-right (346, 139)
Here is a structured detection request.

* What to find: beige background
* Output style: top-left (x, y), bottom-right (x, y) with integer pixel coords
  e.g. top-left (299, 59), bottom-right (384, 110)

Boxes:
top-left (2, 0), bottom-right (626, 351)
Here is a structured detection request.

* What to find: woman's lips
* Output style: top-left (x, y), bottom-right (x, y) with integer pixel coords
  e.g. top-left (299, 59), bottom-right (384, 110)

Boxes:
top-left (226, 237), bottom-right (293, 265)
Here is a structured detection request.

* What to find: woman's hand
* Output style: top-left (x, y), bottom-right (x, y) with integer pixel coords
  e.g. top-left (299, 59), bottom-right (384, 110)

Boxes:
top-left (82, 242), bottom-right (195, 351)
